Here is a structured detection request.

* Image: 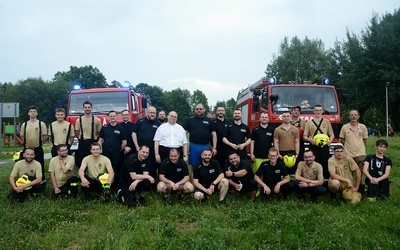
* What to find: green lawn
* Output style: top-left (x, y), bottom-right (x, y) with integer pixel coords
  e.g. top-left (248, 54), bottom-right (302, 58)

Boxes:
top-left (1, 137), bottom-right (399, 249)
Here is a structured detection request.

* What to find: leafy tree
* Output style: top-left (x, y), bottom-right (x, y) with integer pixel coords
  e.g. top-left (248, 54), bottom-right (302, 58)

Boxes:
top-left (109, 80), bottom-right (122, 88)
top-left (190, 89), bottom-right (209, 112)
top-left (164, 88), bottom-right (191, 124)
top-left (53, 65), bottom-right (107, 89)
top-left (333, 9), bottom-right (400, 129)
top-left (265, 36), bottom-right (334, 83)
top-left (134, 83), bottom-right (166, 111)
top-left (213, 99), bottom-right (236, 121)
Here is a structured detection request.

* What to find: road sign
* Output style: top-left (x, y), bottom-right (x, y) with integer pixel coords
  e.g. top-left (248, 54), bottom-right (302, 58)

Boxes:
top-left (1, 102), bottom-right (19, 117)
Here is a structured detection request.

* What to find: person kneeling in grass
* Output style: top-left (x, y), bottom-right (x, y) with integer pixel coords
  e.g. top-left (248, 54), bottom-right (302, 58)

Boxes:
top-left (119, 145), bottom-right (154, 207)
top-left (192, 149), bottom-right (229, 204)
top-left (157, 148), bottom-right (194, 203)
top-left (294, 150), bottom-right (326, 202)
top-left (225, 152), bottom-right (258, 201)
top-left (78, 142), bottom-right (114, 202)
top-left (363, 139), bottom-right (392, 201)
top-left (328, 145), bottom-right (361, 199)
top-left (9, 148), bottom-right (45, 202)
top-left (49, 144), bottom-right (79, 199)
top-left (254, 148), bottom-right (290, 200)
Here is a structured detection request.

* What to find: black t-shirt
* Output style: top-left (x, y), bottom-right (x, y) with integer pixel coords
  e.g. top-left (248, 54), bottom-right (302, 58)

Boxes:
top-left (119, 121), bottom-right (135, 149)
top-left (159, 158), bottom-right (189, 183)
top-left (193, 159), bottom-right (222, 188)
top-left (133, 118), bottom-right (161, 149)
top-left (119, 153), bottom-right (150, 187)
top-left (99, 123), bottom-right (126, 154)
top-left (213, 118), bottom-right (231, 151)
top-left (251, 125), bottom-right (275, 158)
top-left (256, 160), bottom-right (288, 186)
top-left (184, 116), bottom-right (216, 144)
top-left (364, 154), bottom-right (392, 178)
top-left (227, 160), bottom-right (254, 183)
top-left (224, 122), bottom-right (250, 145)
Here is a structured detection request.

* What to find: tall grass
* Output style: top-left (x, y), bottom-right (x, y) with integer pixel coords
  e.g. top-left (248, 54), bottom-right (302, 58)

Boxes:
top-left (1, 136), bottom-right (399, 249)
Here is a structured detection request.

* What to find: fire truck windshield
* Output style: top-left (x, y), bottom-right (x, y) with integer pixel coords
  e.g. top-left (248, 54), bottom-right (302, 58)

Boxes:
top-left (271, 86), bottom-right (338, 114)
top-left (68, 91), bottom-right (129, 115)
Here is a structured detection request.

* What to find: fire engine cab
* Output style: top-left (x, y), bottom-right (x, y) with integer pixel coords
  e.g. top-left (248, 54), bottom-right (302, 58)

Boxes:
top-left (66, 83), bottom-right (149, 150)
top-left (236, 77), bottom-right (342, 153)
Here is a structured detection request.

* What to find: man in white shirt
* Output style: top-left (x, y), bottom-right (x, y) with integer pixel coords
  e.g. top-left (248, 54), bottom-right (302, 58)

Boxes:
top-left (154, 111), bottom-right (188, 163)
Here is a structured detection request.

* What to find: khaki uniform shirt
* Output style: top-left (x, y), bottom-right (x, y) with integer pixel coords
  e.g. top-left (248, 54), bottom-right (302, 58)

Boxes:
top-left (304, 118), bottom-right (334, 138)
top-left (296, 161), bottom-right (324, 180)
top-left (75, 116), bottom-right (101, 140)
top-left (48, 155), bottom-right (75, 187)
top-left (274, 124), bottom-right (299, 151)
top-left (82, 155), bottom-right (111, 179)
top-left (328, 155), bottom-right (358, 184)
top-left (49, 121), bottom-right (75, 146)
top-left (339, 123), bottom-right (368, 157)
top-left (20, 121), bottom-right (47, 148)
top-left (10, 160), bottom-right (42, 179)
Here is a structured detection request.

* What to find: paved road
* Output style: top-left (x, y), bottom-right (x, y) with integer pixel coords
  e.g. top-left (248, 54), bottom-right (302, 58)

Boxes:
top-left (0, 153), bottom-right (52, 168)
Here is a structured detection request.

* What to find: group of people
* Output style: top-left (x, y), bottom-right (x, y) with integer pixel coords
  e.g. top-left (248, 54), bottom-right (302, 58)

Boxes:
top-left (9, 103), bottom-right (392, 205)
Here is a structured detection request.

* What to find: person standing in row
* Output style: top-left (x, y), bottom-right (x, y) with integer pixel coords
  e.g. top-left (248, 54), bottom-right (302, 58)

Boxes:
top-left (250, 112), bottom-right (274, 173)
top-left (274, 112), bottom-right (300, 175)
top-left (49, 108), bottom-right (74, 157)
top-left (154, 111), bottom-right (188, 163)
top-left (222, 109), bottom-right (251, 160)
top-left (184, 103), bottom-right (217, 166)
top-left (99, 110), bottom-right (126, 191)
top-left (119, 109), bottom-right (136, 158)
top-left (75, 101), bottom-right (102, 168)
top-left (303, 105), bottom-right (335, 179)
top-left (133, 106), bottom-right (161, 183)
top-left (339, 109), bottom-right (368, 192)
top-left (290, 106), bottom-right (306, 162)
top-left (20, 106), bottom-right (48, 181)
top-left (213, 106), bottom-right (231, 168)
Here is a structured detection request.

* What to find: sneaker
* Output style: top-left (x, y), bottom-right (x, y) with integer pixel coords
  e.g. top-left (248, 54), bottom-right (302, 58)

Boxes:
top-left (162, 195), bottom-right (171, 205)
top-left (138, 196), bottom-right (146, 206)
top-left (219, 199), bottom-right (227, 206)
top-left (177, 193), bottom-right (184, 202)
top-left (115, 189), bottom-right (122, 202)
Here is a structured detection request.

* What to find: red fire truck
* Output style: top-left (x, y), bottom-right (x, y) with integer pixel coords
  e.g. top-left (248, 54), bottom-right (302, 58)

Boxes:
top-left (66, 85), bottom-right (149, 150)
top-left (236, 77), bottom-right (342, 153)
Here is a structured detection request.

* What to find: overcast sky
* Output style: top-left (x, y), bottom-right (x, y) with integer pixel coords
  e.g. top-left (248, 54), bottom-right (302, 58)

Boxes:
top-left (0, 1), bottom-right (398, 106)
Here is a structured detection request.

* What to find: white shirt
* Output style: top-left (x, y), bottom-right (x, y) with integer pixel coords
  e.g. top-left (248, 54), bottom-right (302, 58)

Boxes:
top-left (153, 122), bottom-right (188, 147)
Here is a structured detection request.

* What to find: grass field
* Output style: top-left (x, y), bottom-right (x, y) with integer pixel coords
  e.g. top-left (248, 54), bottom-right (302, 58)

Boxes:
top-left (1, 137), bottom-right (399, 249)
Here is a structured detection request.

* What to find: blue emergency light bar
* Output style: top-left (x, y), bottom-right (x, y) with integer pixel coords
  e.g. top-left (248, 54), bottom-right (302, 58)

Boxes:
top-left (73, 84), bottom-right (82, 90)
top-left (322, 78), bottom-right (330, 85)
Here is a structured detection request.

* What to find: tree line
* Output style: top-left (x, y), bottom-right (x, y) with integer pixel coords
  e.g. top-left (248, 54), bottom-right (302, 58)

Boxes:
top-left (0, 65), bottom-right (236, 125)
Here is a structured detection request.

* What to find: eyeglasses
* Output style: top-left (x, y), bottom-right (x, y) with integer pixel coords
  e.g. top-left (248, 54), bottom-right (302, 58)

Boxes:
top-left (304, 156), bottom-right (313, 159)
